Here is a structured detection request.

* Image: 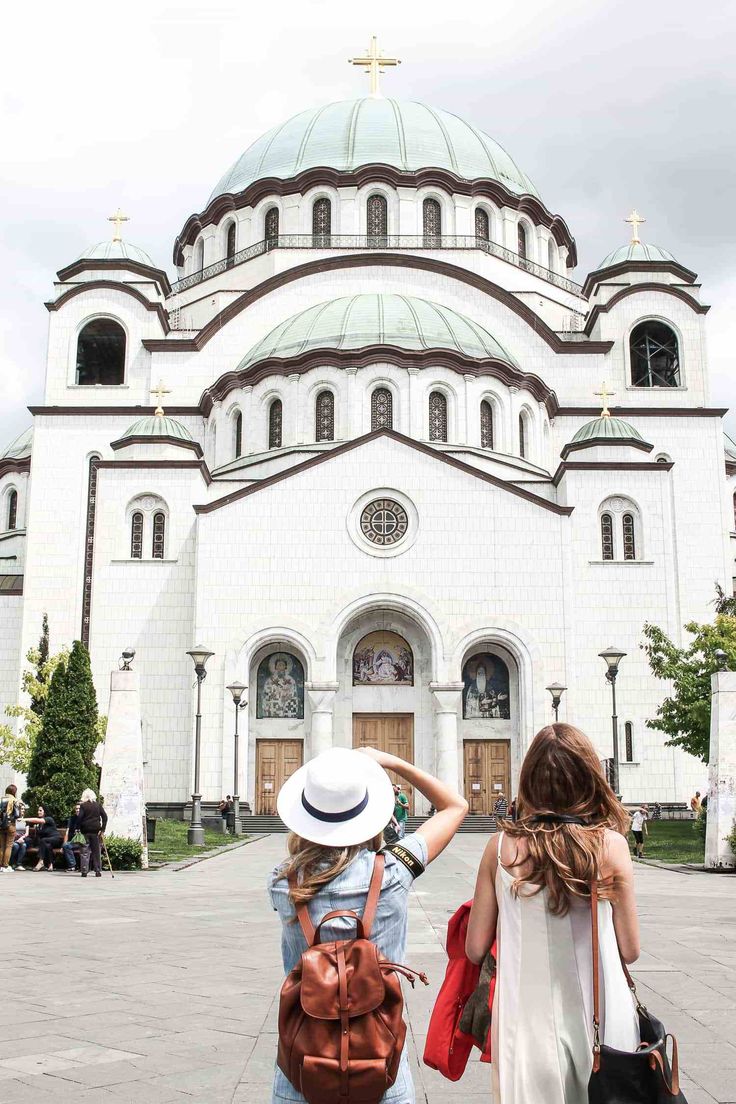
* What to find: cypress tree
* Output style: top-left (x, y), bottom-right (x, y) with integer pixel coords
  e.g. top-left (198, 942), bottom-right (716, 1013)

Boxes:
top-left (29, 613), bottom-right (50, 717)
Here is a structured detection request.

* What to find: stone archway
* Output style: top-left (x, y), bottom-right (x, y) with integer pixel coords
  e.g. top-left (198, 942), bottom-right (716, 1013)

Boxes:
top-left (458, 640), bottom-right (521, 813)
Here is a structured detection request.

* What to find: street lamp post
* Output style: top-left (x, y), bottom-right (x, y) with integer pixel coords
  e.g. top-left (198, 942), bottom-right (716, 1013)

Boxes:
top-left (546, 682), bottom-right (567, 723)
top-left (226, 681), bottom-right (247, 836)
top-left (598, 646), bottom-right (626, 798)
top-left (186, 645), bottom-right (214, 846)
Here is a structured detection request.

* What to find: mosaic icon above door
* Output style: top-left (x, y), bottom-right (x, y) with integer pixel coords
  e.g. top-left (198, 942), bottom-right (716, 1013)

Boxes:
top-left (462, 653), bottom-right (510, 719)
top-left (353, 631), bottom-right (414, 685)
top-left (256, 651), bottom-right (305, 718)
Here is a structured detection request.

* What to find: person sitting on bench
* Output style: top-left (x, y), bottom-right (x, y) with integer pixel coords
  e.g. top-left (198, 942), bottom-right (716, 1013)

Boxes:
top-left (25, 805), bottom-right (63, 871)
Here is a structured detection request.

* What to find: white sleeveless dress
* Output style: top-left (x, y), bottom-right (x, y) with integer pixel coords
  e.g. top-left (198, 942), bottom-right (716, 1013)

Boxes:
top-left (491, 832), bottom-right (639, 1104)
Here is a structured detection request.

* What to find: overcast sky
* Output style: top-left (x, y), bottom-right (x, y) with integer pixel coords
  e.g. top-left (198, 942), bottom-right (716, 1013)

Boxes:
top-left (1, 0), bottom-right (734, 446)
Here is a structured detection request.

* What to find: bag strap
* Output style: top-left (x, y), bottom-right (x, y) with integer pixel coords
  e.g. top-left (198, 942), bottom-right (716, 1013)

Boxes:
top-left (590, 880), bottom-right (602, 1072)
top-left (289, 850), bottom-right (386, 946)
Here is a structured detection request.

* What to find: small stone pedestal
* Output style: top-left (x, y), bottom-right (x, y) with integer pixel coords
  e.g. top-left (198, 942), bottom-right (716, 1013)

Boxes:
top-left (705, 671), bottom-right (736, 871)
top-left (100, 669), bottom-right (149, 869)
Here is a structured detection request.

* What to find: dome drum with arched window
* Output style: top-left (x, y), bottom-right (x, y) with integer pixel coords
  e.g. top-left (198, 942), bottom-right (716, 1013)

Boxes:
top-left (561, 415), bottom-right (652, 460)
top-left (111, 414), bottom-right (203, 457)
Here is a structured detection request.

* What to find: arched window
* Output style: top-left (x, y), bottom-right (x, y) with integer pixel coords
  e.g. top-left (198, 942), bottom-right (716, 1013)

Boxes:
top-left (195, 239), bottom-right (204, 271)
top-left (268, 399), bottom-right (282, 449)
top-left (622, 513), bottom-right (636, 560)
top-left (547, 238), bottom-right (556, 272)
top-left (733, 491), bottom-right (736, 531)
top-left (315, 390), bottom-right (334, 442)
top-left (234, 411), bottom-right (243, 458)
top-left (6, 489), bottom-right (17, 531)
top-left (518, 413), bottom-right (527, 459)
top-left (630, 321), bottom-right (680, 387)
top-left (312, 198), bottom-right (331, 244)
top-left (480, 400), bottom-right (494, 449)
top-left (428, 390), bottom-right (448, 442)
top-left (76, 319), bottom-right (126, 386)
top-left (517, 222), bottom-right (528, 260)
top-left (371, 387), bottom-right (393, 430)
top-left (624, 721), bottom-right (634, 762)
top-left (423, 198), bottom-right (442, 245)
top-left (265, 207), bottom-right (279, 248)
top-left (475, 208), bottom-right (490, 242)
top-left (225, 222), bottom-right (237, 267)
top-left (367, 194), bottom-right (388, 245)
top-left (152, 512), bottom-right (166, 559)
top-left (130, 511), bottom-right (143, 559)
top-left (601, 513), bottom-right (614, 560)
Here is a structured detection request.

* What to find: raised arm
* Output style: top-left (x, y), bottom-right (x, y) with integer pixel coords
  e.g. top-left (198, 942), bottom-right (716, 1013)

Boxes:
top-left (465, 836), bottom-right (499, 963)
top-left (358, 747), bottom-right (467, 862)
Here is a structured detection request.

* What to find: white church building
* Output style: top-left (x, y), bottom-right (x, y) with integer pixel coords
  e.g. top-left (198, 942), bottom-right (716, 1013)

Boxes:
top-left (1, 50), bottom-right (731, 816)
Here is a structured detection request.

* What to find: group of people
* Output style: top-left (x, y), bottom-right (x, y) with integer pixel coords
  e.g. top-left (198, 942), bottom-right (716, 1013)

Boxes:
top-left (0, 785), bottom-right (108, 875)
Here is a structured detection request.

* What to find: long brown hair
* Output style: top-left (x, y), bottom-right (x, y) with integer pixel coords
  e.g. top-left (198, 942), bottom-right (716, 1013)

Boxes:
top-left (283, 832), bottom-right (384, 911)
top-left (502, 724), bottom-right (629, 915)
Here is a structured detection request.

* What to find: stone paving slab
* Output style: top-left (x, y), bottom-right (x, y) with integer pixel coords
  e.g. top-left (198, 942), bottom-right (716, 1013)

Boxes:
top-left (4, 834), bottom-right (736, 1102)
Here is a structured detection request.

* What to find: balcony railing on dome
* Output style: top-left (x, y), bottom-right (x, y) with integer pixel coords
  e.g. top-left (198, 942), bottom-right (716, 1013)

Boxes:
top-left (169, 234), bottom-right (583, 296)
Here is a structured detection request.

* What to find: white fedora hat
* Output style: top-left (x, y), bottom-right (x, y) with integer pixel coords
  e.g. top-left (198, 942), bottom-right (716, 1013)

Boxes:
top-left (277, 747), bottom-right (395, 847)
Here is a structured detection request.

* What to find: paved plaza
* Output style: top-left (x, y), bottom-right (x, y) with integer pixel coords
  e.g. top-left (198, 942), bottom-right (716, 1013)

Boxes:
top-left (3, 834), bottom-right (736, 1103)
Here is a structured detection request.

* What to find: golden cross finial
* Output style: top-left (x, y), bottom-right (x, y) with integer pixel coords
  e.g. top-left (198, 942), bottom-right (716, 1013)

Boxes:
top-left (349, 35), bottom-right (401, 98)
top-left (594, 381), bottom-right (616, 417)
top-left (108, 207), bottom-right (129, 243)
top-left (625, 209), bottom-right (645, 245)
top-left (150, 379), bottom-right (171, 417)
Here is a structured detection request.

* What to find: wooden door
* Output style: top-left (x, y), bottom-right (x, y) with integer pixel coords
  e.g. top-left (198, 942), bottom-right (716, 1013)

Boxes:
top-left (255, 739), bottom-right (303, 815)
top-left (464, 740), bottom-right (511, 815)
top-left (352, 714), bottom-right (414, 813)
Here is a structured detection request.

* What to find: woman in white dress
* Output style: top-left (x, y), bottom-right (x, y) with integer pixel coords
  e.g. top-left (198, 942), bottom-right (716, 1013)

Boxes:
top-left (466, 724), bottom-right (641, 1104)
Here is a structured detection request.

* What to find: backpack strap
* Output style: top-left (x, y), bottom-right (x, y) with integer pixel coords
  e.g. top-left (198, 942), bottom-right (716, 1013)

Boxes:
top-left (361, 852), bottom-right (385, 939)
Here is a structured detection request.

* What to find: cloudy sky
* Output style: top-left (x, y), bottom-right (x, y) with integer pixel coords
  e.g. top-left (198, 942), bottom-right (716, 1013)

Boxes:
top-left (1, 0), bottom-right (734, 446)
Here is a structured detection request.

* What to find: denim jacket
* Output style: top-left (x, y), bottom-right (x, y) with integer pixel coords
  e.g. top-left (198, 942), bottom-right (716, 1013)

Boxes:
top-left (268, 832), bottom-right (428, 1104)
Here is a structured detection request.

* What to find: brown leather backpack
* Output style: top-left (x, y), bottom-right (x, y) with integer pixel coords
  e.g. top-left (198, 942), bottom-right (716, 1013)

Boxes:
top-left (277, 852), bottom-right (428, 1103)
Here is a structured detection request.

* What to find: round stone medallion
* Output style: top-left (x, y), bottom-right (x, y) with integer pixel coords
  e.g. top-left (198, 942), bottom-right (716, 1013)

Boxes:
top-left (360, 498), bottom-right (409, 547)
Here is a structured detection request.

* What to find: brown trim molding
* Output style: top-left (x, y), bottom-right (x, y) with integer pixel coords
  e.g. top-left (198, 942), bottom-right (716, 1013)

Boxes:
top-left (552, 460), bottom-right (673, 486)
top-left (194, 428), bottom-right (574, 517)
top-left (173, 165), bottom-right (578, 266)
top-left (0, 576), bottom-right (24, 596)
top-left (200, 346), bottom-right (558, 418)
top-left (0, 457), bottom-right (31, 477)
top-left (145, 254), bottom-right (612, 357)
top-left (556, 406), bottom-right (727, 418)
top-left (97, 459), bottom-right (212, 486)
top-left (581, 260), bottom-right (697, 299)
top-left (560, 437), bottom-right (653, 461)
top-left (29, 405), bottom-right (201, 417)
top-left (110, 434), bottom-right (203, 457)
top-left (584, 283), bottom-right (709, 332)
top-left (56, 258), bottom-right (172, 296)
top-left (46, 282), bottom-right (170, 331)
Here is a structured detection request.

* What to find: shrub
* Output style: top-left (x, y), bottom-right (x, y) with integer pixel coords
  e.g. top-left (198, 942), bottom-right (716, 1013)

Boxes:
top-left (103, 835), bottom-right (142, 870)
top-left (694, 806), bottom-right (707, 842)
top-left (726, 820), bottom-right (736, 861)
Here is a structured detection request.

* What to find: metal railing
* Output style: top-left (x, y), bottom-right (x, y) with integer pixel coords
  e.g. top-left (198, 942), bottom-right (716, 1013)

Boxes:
top-left (169, 233), bottom-right (583, 297)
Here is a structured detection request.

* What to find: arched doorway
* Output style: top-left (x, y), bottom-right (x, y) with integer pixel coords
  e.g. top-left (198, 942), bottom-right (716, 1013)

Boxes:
top-left (248, 642), bottom-right (308, 813)
top-left (459, 643), bottom-right (519, 814)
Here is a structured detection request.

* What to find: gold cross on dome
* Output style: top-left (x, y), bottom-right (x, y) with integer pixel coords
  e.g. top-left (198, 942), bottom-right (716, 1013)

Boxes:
top-left (594, 381), bottom-right (616, 417)
top-left (349, 35), bottom-right (401, 98)
top-left (625, 209), bottom-right (646, 245)
top-left (150, 379), bottom-right (171, 417)
top-left (108, 207), bottom-right (130, 243)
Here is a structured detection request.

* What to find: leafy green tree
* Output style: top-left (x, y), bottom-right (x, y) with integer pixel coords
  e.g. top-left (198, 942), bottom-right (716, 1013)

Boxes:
top-left (0, 616), bottom-right (66, 773)
top-left (23, 640), bottom-right (99, 817)
top-left (642, 607), bottom-right (736, 763)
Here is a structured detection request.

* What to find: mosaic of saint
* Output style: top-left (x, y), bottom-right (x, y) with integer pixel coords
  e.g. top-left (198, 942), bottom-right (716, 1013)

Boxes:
top-left (352, 632), bottom-right (414, 685)
top-left (462, 653), bottom-right (510, 719)
top-left (256, 652), bottom-right (305, 719)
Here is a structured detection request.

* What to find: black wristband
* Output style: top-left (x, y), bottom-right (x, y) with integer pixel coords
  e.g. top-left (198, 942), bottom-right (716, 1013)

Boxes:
top-left (384, 842), bottom-right (425, 879)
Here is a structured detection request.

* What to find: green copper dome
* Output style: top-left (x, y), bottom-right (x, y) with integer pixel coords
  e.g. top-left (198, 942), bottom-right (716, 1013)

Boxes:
top-left (571, 416), bottom-right (646, 445)
top-left (596, 242), bottom-right (677, 270)
top-left (209, 97), bottom-right (539, 203)
top-left (76, 239), bottom-right (157, 267)
top-left (122, 415), bottom-right (193, 441)
top-left (236, 293), bottom-right (519, 371)
top-left (2, 426), bottom-right (33, 460)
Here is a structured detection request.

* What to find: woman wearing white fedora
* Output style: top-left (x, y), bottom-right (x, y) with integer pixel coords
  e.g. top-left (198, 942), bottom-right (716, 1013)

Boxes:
top-left (270, 744), bottom-right (468, 1103)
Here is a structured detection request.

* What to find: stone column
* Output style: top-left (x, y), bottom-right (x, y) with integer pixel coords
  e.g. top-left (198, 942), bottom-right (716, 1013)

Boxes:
top-left (430, 684), bottom-right (463, 792)
top-left (306, 683), bottom-right (339, 759)
top-left (289, 373), bottom-right (301, 445)
top-left (407, 367), bottom-right (421, 438)
top-left (705, 671), bottom-right (736, 870)
top-left (100, 669), bottom-right (148, 868)
top-left (345, 366), bottom-right (358, 438)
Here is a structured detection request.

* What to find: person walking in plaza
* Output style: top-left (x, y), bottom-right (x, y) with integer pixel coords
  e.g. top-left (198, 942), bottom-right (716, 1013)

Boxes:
top-left (493, 791), bottom-right (508, 821)
top-left (218, 795), bottom-right (232, 823)
top-left (0, 784), bottom-right (22, 870)
top-left (77, 788), bottom-right (108, 877)
top-left (269, 745), bottom-right (468, 1104)
top-left (690, 790), bottom-right (702, 816)
top-left (393, 783), bottom-right (409, 839)
top-left (630, 802), bottom-right (649, 859)
top-left (466, 724), bottom-right (640, 1104)
top-left (25, 804), bottom-right (63, 870)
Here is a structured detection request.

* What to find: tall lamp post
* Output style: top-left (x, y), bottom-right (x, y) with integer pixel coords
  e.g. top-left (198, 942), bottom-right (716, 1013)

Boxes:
top-left (186, 645), bottom-right (214, 845)
top-left (226, 681), bottom-right (247, 836)
top-left (599, 646), bottom-right (626, 798)
top-left (546, 682), bottom-right (567, 723)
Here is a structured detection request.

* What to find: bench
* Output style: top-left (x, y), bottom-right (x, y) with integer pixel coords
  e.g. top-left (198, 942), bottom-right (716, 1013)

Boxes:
top-left (22, 828), bottom-right (75, 868)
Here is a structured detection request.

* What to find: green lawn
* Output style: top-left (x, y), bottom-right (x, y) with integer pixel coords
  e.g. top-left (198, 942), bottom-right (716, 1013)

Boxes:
top-left (632, 819), bottom-right (704, 864)
top-left (147, 818), bottom-right (244, 864)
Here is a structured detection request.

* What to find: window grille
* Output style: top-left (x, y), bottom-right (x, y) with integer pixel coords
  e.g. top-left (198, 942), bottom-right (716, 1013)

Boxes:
top-left (234, 411), bottom-right (242, 458)
top-left (624, 722), bottom-right (634, 762)
top-left (475, 208), bottom-right (490, 241)
top-left (428, 391), bottom-right (448, 442)
top-left (80, 456), bottom-right (100, 647)
top-left (367, 194), bottom-right (388, 244)
top-left (601, 513), bottom-right (614, 560)
top-left (226, 223), bottom-right (236, 267)
top-left (130, 511), bottom-right (143, 559)
top-left (371, 387), bottom-right (393, 430)
top-left (312, 198), bottom-right (332, 244)
top-left (630, 322), bottom-right (680, 387)
top-left (315, 391), bottom-right (334, 441)
top-left (423, 198), bottom-right (442, 245)
top-left (269, 399), bottom-right (283, 449)
top-left (480, 400), bottom-right (494, 449)
top-left (517, 223), bottom-right (528, 259)
top-left (265, 207), bottom-right (279, 247)
top-left (622, 513), bottom-right (636, 560)
top-left (7, 490), bottom-right (17, 531)
top-left (518, 414), bottom-right (527, 458)
top-left (733, 492), bottom-right (736, 531)
top-left (152, 512), bottom-right (166, 559)
top-left (76, 319), bottom-right (126, 386)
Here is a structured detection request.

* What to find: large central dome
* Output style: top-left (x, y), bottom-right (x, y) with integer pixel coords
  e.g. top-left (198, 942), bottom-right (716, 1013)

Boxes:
top-left (209, 97), bottom-right (540, 203)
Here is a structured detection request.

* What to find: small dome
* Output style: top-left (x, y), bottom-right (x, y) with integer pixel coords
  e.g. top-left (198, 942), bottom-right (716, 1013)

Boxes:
top-left (76, 239), bottom-right (157, 268)
top-left (236, 293), bottom-right (518, 372)
top-left (122, 415), bottom-right (193, 441)
top-left (571, 416), bottom-right (646, 445)
top-left (596, 242), bottom-right (677, 270)
top-left (209, 96), bottom-right (540, 204)
top-left (2, 426), bottom-right (33, 460)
